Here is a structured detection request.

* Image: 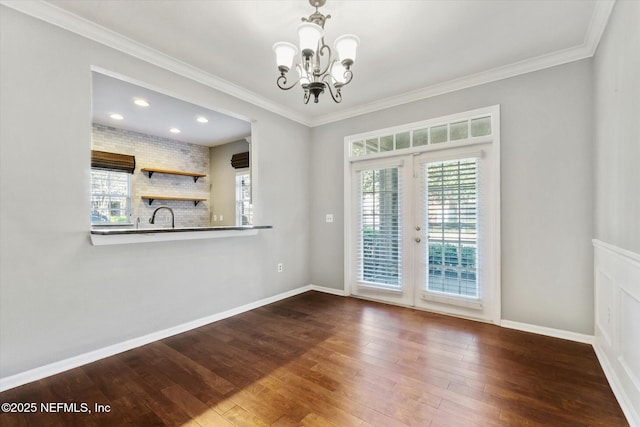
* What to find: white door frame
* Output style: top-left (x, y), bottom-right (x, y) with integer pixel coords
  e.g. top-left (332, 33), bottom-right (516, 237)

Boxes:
top-left (343, 105), bottom-right (501, 324)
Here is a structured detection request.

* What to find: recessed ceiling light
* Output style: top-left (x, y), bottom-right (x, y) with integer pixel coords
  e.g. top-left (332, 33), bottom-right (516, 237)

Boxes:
top-left (169, 128), bottom-right (181, 134)
top-left (109, 113), bottom-right (124, 120)
top-left (134, 98), bottom-right (150, 107)
top-left (196, 116), bottom-right (208, 123)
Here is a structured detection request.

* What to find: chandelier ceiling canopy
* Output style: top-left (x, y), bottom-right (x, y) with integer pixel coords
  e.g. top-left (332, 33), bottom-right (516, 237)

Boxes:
top-left (273, 0), bottom-right (360, 105)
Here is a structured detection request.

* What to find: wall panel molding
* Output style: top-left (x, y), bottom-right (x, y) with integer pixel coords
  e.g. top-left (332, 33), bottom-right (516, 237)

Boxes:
top-left (593, 239), bottom-right (640, 427)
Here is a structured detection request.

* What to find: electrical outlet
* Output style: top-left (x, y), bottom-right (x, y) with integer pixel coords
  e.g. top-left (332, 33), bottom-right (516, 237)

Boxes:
top-left (219, 215), bottom-right (223, 221)
top-left (277, 263), bottom-right (283, 273)
top-left (213, 214), bottom-right (217, 222)
top-left (326, 214), bottom-right (334, 223)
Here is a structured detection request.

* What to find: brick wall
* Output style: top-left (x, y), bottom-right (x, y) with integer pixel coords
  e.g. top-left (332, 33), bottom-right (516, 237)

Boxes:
top-left (92, 124), bottom-right (210, 228)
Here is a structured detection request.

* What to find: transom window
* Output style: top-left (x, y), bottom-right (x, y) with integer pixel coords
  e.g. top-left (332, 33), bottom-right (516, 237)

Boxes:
top-left (350, 114), bottom-right (492, 157)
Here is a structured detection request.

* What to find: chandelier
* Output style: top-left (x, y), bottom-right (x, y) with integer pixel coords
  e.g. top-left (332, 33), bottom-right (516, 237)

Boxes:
top-left (272, 0), bottom-right (360, 104)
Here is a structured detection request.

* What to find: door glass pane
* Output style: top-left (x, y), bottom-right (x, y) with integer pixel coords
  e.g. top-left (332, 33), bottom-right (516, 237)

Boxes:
top-left (425, 159), bottom-right (477, 298)
top-left (358, 167), bottom-right (402, 289)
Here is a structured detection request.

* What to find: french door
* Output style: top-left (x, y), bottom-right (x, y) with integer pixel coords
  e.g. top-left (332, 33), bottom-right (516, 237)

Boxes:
top-left (347, 139), bottom-right (500, 323)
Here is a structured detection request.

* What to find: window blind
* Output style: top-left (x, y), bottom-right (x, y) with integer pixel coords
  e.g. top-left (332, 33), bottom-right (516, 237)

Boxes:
top-left (231, 151), bottom-right (249, 169)
top-left (424, 158), bottom-right (478, 298)
top-left (91, 150), bottom-right (135, 174)
top-left (356, 166), bottom-right (403, 289)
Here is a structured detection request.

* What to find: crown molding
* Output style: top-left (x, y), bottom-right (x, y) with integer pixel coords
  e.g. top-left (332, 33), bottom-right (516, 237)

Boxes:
top-left (2, 0), bottom-right (615, 129)
top-left (310, 45), bottom-right (591, 126)
top-left (0, 0), bottom-right (312, 127)
top-left (310, 0), bottom-right (616, 127)
top-left (583, 0), bottom-right (616, 56)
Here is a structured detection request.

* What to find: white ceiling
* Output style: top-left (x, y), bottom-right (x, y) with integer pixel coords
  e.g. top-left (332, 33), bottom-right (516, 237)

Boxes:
top-left (10, 0), bottom-right (614, 127)
top-left (92, 72), bottom-right (251, 146)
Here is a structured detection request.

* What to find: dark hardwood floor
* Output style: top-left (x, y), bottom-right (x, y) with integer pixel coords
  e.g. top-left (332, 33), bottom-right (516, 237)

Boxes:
top-left (0, 291), bottom-right (628, 426)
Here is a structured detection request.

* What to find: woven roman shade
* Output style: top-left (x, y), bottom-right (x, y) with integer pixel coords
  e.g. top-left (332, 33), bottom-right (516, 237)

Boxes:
top-left (230, 151), bottom-right (250, 169)
top-left (91, 150), bottom-right (135, 174)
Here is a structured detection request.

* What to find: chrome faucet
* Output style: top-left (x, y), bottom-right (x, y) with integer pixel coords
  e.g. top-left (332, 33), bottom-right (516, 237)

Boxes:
top-left (149, 206), bottom-right (175, 229)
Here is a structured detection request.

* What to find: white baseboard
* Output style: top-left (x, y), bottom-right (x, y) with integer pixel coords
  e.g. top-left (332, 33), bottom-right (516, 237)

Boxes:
top-left (0, 284), bottom-right (318, 392)
top-left (500, 319), bottom-right (595, 345)
top-left (308, 284), bottom-right (348, 296)
top-left (594, 343), bottom-right (640, 427)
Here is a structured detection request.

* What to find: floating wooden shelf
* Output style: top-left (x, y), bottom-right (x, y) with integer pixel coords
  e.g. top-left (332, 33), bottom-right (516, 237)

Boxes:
top-left (141, 196), bottom-right (207, 206)
top-left (141, 168), bottom-right (207, 182)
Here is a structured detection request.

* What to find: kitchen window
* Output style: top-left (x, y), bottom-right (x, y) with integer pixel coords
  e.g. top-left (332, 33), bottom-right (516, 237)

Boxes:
top-left (90, 169), bottom-right (131, 224)
top-left (235, 169), bottom-right (252, 226)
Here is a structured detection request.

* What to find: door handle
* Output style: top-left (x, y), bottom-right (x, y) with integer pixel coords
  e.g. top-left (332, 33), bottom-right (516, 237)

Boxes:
top-left (415, 225), bottom-right (421, 231)
top-left (415, 237), bottom-right (421, 243)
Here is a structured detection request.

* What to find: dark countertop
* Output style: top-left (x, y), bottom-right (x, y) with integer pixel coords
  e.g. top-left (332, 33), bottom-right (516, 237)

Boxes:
top-left (90, 225), bottom-right (272, 235)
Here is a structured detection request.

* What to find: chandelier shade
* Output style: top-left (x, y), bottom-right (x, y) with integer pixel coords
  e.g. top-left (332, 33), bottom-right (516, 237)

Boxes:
top-left (334, 34), bottom-right (360, 65)
top-left (331, 62), bottom-right (347, 85)
top-left (273, 42), bottom-right (298, 72)
top-left (273, 0), bottom-right (359, 104)
top-left (297, 23), bottom-right (323, 57)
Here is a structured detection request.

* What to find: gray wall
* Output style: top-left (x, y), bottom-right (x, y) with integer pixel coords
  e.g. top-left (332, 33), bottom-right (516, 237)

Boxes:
top-left (310, 59), bottom-right (595, 334)
top-left (3, 1), bottom-right (635, 380)
top-left (594, 0), bottom-right (640, 254)
top-left (209, 139), bottom-right (250, 226)
top-left (0, 7), bottom-right (310, 378)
